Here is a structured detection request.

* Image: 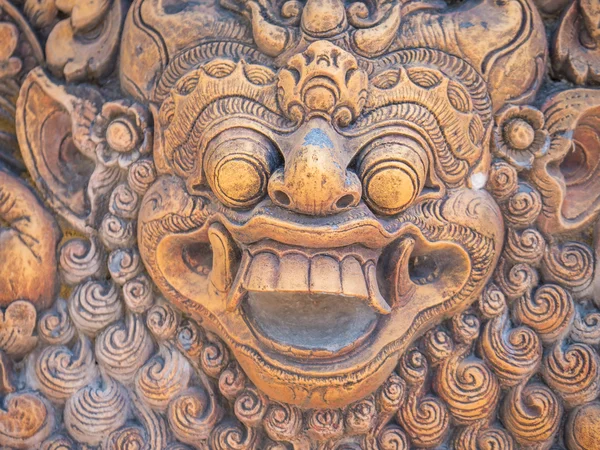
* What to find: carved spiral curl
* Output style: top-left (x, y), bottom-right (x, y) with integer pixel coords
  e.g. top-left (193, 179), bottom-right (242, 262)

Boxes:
top-left (147, 302), bottom-right (179, 341)
top-left (452, 423), bottom-right (514, 450)
top-left (105, 425), bottom-right (149, 450)
top-left (108, 248), bottom-right (143, 285)
top-left (397, 393), bottom-right (449, 448)
top-left (397, 349), bottom-right (448, 448)
top-left (263, 442), bottom-right (289, 450)
top-left (64, 376), bottom-right (130, 446)
top-left (424, 329), bottom-right (453, 364)
top-left (135, 344), bottom-right (191, 412)
top-left (451, 311), bottom-right (480, 344)
top-left (377, 425), bottom-right (409, 450)
top-left (487, 161), bottom-right (518, 201)
top-left (502, 183), bottom-right (542, 228)
top-left (504, 228), bottom-right (546, 266)
top-left (477, 426), bottom-right (514, 450)
top-left (479, 313), bottom-right (542, 387)
top-left (263, 402), bottom-right (303, 442)
top-left (68, 279), bottom-right (123, 336)
top-left (571, 308), bottom-right (600, 345)
top-left (513, 284), bottom-right (575, 343)
top-left (128, 158), bottom-right (157, 194)
top-left (377, 372), bottom-right (406, 413)
top-left (165, 445), bottom-right (193, 450)
top-left (219, 363), bottom-right (246, 400)
top-left (306, 409), bottom-right (344, 441)
top-left (95, 313), bottom-right (154, 384)
top-left (209, 421), bottom-right (258, 450)
top-left (109, 183), bottom-right (140, 219)
top-left (168, 388), bottom-right (224, 444)
top-left (177, 319), bottom-right (204, 359)
top-left (33, 336), bottom-right (98, 403)
top-left (123, 273), bottom-right (154, 313)
top-left (59, 237), bottom-right (106, 285)
top-left (494, 258), bottom-right (538, 300)
top-left (345, 395), bottom-right (377, 434)
top-left (201, 333), bottom-right (229, 377)
top-left (100, 213), bottom-right (135, 250)
top-left (541, 341), bottom-right (600, 408)
top-left (398, 348), bottom-right (428, 385)
top-left (234, 387), bottom-right (268, 427)
top-left (479, 283), bottom-right (507, 319)
top-left (434, 349), bottom-right (500, 425)
top-left (38, 298), bottom-right (75, 345)
top-left (542, 242), bottom-right (593, 297)
top-left (41, 434), bottom-right (76, 450)
top-left (452, 423), bottom-right (484, 450)
top-left (501, 383), bottom-right (562, 447)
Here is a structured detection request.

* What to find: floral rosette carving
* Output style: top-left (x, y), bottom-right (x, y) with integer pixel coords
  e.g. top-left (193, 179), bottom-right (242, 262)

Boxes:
top-left (91, 100), bottom-right (152, 169)
top-left (492, 105), bottom-right (550, 171)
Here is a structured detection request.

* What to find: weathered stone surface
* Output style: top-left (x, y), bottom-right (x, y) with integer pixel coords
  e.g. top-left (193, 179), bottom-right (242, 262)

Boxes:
top-left (1, 0), bottom-right (600, 447)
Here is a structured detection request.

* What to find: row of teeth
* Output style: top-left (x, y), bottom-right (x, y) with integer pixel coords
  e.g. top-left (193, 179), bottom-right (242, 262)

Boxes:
top-left (226, 250), bottom-right (392, 314)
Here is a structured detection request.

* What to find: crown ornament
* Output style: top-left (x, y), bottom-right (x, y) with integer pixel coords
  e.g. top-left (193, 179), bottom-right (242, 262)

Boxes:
top-left (221, 0), bottom-right (405, 59)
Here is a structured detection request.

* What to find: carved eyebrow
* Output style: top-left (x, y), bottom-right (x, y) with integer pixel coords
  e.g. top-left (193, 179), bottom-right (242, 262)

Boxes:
top-left (337, 103), bottom-right (477, 188)
top-left (166, 96), bottom-right (295, 177)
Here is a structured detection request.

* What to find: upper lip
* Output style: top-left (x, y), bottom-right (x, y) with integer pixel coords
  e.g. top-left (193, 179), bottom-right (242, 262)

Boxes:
top-left (208, 201), bottom-right (412, 250)
top-left (225, 239), bottom-right (391, 315)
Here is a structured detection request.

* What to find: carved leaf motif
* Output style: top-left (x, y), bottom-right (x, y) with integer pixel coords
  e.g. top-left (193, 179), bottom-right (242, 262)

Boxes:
top-left (46, 0), bottom-right (126, 82)
top-left (0, 170), bottom-right (60, 309)
top-left (16, 69), bottom-right (110, 233)
top-left (0, 300), bottom-right (37, 357)
top-left (0, 392), bottom-right (54, 449)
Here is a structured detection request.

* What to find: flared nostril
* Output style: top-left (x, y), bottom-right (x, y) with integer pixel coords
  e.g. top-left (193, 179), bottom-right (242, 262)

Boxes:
top-left (335, 193), bottom-right (357, 210)
top-left (273, 189), bottom-right (291, 206)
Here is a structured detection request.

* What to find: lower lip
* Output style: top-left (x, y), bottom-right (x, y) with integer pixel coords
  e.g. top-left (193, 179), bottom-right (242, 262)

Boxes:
top-left (242, 291), bottom-right (379, 360)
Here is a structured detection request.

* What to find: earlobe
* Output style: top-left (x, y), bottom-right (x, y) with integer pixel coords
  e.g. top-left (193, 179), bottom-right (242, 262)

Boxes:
top-left (16, 68), bottom-right (120, 234)
top-left (529, 89), bottom-right (600, 235)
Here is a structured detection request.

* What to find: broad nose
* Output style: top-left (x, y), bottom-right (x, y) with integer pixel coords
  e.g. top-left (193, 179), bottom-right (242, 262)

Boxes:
top-left (268, 126), bottom-right (361, 216)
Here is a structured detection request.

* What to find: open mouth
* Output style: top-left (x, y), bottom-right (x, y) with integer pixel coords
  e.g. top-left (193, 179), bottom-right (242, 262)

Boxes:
top-left (231, 240), bottom-right (389, 359)
top-left (204, 224), bottom-right (400, 359)
top-left (184, 220), bottom-right (466, 362)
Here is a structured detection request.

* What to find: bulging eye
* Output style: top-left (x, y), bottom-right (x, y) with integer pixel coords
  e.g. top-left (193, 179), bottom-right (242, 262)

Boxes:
top-left (356, 135), bottom-right (429, 215)
top-left (204, 129), bottom-right (280, 208)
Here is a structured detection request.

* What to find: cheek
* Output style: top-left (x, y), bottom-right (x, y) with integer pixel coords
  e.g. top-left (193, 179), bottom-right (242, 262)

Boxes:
top-left (384, 189), bottom-right (504, 312)
top-left (137, 176), bottom-right (215, 309)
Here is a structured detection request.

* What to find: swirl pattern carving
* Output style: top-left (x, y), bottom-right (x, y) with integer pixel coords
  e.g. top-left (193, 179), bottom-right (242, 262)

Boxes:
top-left (2, 0), bottom-right (600, 447)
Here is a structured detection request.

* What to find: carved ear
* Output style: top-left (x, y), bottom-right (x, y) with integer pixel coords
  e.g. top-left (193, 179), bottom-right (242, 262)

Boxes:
top-left (529, 89), bottom-right (600, 235)
top-left (16, 68), bottom-right (120, 234)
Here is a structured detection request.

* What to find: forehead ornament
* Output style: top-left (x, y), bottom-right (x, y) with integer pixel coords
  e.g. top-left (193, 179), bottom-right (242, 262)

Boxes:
top-left (277, 40), bottom-right (368, 125)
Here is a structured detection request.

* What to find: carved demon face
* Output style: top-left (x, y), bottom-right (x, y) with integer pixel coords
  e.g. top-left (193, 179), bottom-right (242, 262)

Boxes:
top-left (137, 38), bottom-right (504, 407)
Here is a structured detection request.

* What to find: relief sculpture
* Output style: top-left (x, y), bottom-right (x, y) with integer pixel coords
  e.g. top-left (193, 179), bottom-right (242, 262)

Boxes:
top-left (3, 0), bottom-right (600, 448)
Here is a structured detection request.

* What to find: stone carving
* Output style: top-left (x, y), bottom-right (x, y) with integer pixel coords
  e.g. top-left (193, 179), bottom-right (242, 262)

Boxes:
top-left (2, 0), bottom-right (600, 448)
